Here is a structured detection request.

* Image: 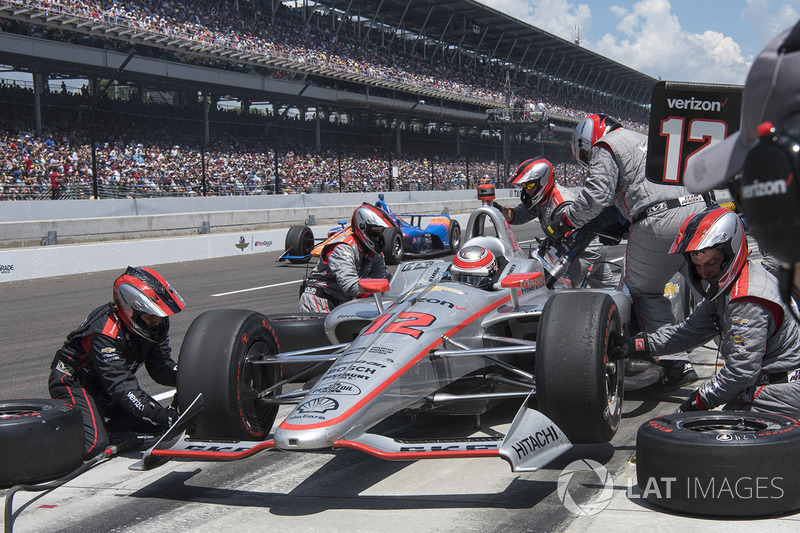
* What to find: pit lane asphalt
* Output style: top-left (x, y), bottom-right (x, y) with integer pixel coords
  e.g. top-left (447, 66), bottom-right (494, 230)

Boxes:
top-left (2, 228), bottom-right (799, 532)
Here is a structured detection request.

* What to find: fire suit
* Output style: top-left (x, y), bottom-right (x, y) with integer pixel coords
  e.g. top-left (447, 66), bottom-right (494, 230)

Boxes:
top-left (508, 185), bottom-right (617, 288)
top-left (645, 260), bottom-right (800, 416)
top-left (48, 303), bottom-right (178, 458)
top-left (562, 128), bottom-right (706, 359)
top-left (299, 234), bottom-right (390, 312)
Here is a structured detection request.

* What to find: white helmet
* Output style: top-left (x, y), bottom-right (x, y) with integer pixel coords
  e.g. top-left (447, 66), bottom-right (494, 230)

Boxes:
top-left (450, 246), bottom-right (499, 290)
top-left (352, 204), bottom-right (395, 255)
top-left (571, 113), bottom-right (622, 168)
top-left (669, 207), bottom-right (748, 300)
top-left (508, 158), bottom-right (555, 207)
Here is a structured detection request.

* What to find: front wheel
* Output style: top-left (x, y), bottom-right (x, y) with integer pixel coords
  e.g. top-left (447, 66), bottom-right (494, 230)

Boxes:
top-left (448, 220), bottom-right (461, 253)
top-left (177, 310), bottom-right (280, 440)
top-left (536, 291), bottom-right (623, 443)
top-left (637, 411), bottom-right (800, 517)
top-left (383, 227), bottom-right (404, 265)
top-left (285, 225), bottom-right (314, 264)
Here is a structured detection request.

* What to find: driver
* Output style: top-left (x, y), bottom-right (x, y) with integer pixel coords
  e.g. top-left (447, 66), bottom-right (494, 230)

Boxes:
top-left (48, 267), bottom-right (184, 459)
top-left (610, 207), bottom-right (800, 416)
top-left (449, 245), bottom-right (507, 290)
top-left (299, 204), bottom-right (393, 312)
top-left (496, 157), bottom-right (618, 288)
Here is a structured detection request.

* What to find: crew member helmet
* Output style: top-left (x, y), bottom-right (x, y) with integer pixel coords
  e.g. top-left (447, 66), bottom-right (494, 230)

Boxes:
top-left (352, 204), bottom-right (394, 255)
top-left (508, 158), bottom-right (555, 206)
top-left (113, 266), bottom-right (185, 342)
top-left (669, 207), bottom-right (748, 300)
top-left (450, 246), bottom-right (499, 290)
top-left (572, 113), bottom-right (622, 168)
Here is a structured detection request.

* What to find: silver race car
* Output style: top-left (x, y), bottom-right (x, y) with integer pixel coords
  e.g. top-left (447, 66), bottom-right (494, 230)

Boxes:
top-left (137, 200), bottom-right (633, 473)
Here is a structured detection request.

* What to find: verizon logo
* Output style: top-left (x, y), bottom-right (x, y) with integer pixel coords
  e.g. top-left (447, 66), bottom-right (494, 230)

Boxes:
top-left (741, 177), bottom-right (792, 199)
top-left (667, 97), bottom-right (724, 112)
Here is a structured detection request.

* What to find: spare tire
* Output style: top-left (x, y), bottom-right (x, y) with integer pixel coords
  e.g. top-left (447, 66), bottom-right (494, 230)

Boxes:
top-left (637, 411), bottom-right (800, 517)
top-left (0, 399), bottom-right (84, 487)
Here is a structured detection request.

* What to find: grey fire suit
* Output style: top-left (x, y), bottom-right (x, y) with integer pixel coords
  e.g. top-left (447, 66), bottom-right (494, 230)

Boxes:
top-left (299, 235), bottom-right (390, 312)
top-left (562, 128), bottom-right (706, 359)
top-left (508, 185), bottom-right (616, 288)
top-left (645, 260), bottom-right (800, 416)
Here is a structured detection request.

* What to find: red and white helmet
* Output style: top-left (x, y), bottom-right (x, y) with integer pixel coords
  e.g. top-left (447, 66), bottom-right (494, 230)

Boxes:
top-left (450, 246), bottom-right (499, 290)
top-left (571, 113), bottom-right (622, 167)
top-left (352, 204), bottom-right (394, 255)
top-left (113, 266), bottom-right (185, 342)
top-left (669, 207), bottom-right (748, 300)
top-left (508, 158), bottom-right (555, 206)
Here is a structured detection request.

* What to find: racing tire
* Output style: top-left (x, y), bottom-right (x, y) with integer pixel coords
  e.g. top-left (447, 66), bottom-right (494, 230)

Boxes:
top-left (382, 227), bottom-right (404, 265)
top-left (536, 291), bottom-right (623, 443)
top-left (285, 225), bottom-right (314, 264)
top-left (636, 411), bottom-right (800, 517)
top-left (265, 313), bottom-right (333, 382)
top-left (0, 399), bottom-right (84, 487)
top-left (448, 220), bottom-right (462, 253)
top-left (177, 309), bottom-right (280, 440)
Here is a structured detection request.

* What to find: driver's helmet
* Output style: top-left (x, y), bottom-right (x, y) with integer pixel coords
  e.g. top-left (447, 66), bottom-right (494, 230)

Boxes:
top-left (508, 158), bottom-right (554, 206)
top-left (571, 113), bottom-right (622, 168)
top-left (669, 207), bottom-right (748, 300)
top-left (352, 204), bottom-right (394, 255)
top-left (113, 266), bottom-right (185, 342)
top-left (450, 246), bottom-right (499, 290)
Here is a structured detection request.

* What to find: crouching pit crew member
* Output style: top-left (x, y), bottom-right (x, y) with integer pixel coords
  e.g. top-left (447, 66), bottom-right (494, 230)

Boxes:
top-left (610, 207), bottom-right (800, 416)
top-left (299, 204), bottom-right (393, 312)
top-left (48, 266), bottom-right (185, 459)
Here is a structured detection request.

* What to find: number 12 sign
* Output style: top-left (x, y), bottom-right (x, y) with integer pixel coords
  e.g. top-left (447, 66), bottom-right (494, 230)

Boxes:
top-left (646, 81), bottom-right (742, 186)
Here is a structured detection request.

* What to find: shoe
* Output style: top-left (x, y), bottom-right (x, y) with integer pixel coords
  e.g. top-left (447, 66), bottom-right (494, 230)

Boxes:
top-left (661, 361), bottom-right (699, 392)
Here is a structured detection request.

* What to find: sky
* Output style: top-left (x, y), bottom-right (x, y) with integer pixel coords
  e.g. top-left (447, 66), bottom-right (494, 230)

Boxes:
top-left (476, 0), bottom-right (800, 84)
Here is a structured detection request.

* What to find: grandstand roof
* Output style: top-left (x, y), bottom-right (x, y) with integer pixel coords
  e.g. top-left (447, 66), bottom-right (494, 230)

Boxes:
top-left (326, 0), bottom-right (658, 105)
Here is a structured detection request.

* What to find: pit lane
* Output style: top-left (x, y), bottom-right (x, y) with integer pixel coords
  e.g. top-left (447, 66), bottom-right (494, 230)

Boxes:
top-left (1, 227), bottom-right (726, 533)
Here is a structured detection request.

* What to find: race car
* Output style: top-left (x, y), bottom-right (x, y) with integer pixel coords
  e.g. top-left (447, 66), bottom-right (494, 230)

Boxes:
top-left (278, 194), bottom-right (461, 265)
top-left (135, 195), bottom-right (636, 473)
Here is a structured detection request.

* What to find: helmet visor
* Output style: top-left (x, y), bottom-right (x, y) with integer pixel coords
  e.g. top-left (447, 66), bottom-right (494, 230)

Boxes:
top-left (116, 283), bottom-right (169, 318)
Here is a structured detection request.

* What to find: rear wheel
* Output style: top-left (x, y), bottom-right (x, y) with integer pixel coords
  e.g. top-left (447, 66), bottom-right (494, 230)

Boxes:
top-left (383, 227), bottom-right (404, 265)
top-left (177, 310), bottom-right (280, 440)
top-left (285, 225), bottom-right (314, 264)
top-left (536, 292), bottom-right (623, 443)
top-left (448, 220), bottom-right (462, 253)
top-left (0, 399), bottom-right (84, 487)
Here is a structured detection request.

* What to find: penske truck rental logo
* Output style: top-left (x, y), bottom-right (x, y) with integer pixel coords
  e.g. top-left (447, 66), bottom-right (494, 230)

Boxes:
top-left (666, 96), bottom-right (726, 112)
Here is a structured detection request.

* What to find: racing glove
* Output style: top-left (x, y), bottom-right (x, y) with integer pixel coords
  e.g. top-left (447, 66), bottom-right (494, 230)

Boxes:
top-left (545, 215), bottom-right (573, 241)
top-left (154, 407), bottom-right (180, 429)
top-left (607, 331), bottom-right (650, 361)
top-left (677, 389), bottom-right (708, 413)
top-left (492, 202), bottom-right (514, 223)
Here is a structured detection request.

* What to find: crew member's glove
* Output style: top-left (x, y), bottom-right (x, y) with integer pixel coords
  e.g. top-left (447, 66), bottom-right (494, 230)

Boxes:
top-left (607, 331), bottom-right (650, 361)
top-left (545, 216), bottom-right (573, 241)
top-left (155, 407), bottom-right (180, 429)
top-left (492, 202), bottom-right (514, 223)
top-left (677, 389), bottom-right (708, 413)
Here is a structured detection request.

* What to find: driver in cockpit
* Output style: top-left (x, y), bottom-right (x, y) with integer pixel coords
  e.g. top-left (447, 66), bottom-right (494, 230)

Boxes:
top-left (448, 245), bottom-right (508, 290)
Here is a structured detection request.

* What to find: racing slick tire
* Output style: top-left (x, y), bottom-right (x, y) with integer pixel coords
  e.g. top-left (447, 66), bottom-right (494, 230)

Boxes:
top-left (448, 220), bottom-right (462, 253)
top-left (265, 313), bottom-right (333, 382)
top-left (0, 399), bottom-right (84, 487)
top-left (383, 227), bottom-right (404, 265)
top-left (636, 411), bottom-right (800, 517)
top-left (536, 292), bottom-right (623, 444)
top-left (285, 225), bottom-right (314, 264)
top-left (177, 309), bottom-right (280, 440)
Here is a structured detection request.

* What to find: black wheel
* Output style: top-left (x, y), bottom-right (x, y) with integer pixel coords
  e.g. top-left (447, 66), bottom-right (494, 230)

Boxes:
top-left (382, 227), bottom-right (404, 265)
top-left (0, 399), bottom-right (84, 487)
top-left (285, 225), bottom-right (314, 264)
top-left (448, 220), bottom-right (462, 253)
top-left (265, 313), bottom-right (333, 382)
top-left (637, 411), bottom-right (800, 517)
top-left (536, 291), bottom-right (623, 443)
top-left (177, 310), bottom-right (280, 440)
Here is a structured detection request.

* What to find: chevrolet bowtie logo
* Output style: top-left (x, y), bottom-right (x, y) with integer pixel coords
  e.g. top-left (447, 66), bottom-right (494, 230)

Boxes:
top-left (663, 282), bottom-right (679, 297)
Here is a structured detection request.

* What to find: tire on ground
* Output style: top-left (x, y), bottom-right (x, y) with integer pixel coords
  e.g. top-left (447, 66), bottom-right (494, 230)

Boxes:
top-left (636, 411), bottom-right (800, 517)
top-left (265, 313), bottom-right (333, 382)
top-left (177, 309), bottom-right (280, 440)
top-left (382, 227), bottom-right (404, 265)
top-left (0, 399), bottom-right (84, 487)
top-left (448, 220), bottom-right (461, 253)
top-left (285, 225), bottom-right (314, 264)
top-left (536, 291), bottom-right (623, 443)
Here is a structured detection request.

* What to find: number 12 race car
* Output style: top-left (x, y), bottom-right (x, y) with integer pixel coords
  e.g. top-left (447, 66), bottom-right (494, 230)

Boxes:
top-left (135, 196), bottom-right (632, 473)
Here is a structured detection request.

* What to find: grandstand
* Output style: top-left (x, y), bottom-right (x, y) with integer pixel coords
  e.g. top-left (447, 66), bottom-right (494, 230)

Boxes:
top-left (0, 0), bottom-right (656, 200)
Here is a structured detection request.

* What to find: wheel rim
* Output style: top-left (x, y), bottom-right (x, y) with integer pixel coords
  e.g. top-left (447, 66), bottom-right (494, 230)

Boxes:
top-left (677, 415), bottom-right (783, 433)
top-left (392, 234), bottom-right (403, 260)
top-left (301, 231), bottom-right (314, 254)
top-left (451, 227), bottom-right (461, 250)
top-left (239, 340), bottom-right (277, 428)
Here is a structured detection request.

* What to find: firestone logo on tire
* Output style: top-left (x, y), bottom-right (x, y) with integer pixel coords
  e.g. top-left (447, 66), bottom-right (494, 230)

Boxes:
top-left (557, 459), bottom-right (615, 516)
